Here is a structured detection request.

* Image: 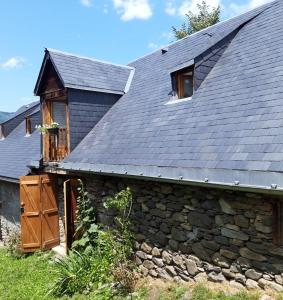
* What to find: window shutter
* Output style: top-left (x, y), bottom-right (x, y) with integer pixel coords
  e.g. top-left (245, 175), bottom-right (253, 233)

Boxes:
top-left (171, 74), bottom-right (178, 97)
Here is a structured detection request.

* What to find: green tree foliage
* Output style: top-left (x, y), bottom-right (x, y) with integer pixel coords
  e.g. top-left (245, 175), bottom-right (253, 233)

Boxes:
top-left (51, 184), bottom-right (137, 298)
top-left (172, 0), bottom-right (221, 40)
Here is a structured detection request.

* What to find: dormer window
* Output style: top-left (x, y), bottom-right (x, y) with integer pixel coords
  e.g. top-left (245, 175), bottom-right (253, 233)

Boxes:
top-left (177, 68), bottom-right (194, 98)
top-left (169, 64), bottom-right (195, 103)
top-left (174, 67), bottom-right (194, 99)
top-left (25, 117), bottom-right (31, 136)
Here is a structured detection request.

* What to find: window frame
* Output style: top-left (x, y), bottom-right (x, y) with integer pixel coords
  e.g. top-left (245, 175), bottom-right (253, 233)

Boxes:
top-left (172, 66), bottom-right (194, 100)
top-left (0, 125), bottom-right (4, 140)
top-left (25, 117), bottom-right (31, 136)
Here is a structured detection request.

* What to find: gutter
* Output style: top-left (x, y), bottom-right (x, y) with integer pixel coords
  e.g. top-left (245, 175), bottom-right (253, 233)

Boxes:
top-left (0, 176), bottom-right (19, 184)
top-left (58, 162), bottom-right (283, 196)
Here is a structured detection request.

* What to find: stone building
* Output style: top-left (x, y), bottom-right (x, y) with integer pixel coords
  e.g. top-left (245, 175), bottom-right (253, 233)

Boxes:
top-left (2, 0), bottom-right (283, 291)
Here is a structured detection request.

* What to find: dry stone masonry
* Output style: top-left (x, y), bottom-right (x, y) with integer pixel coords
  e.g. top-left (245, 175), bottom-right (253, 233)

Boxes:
top-left (85, 176), bottom-right (283, 292)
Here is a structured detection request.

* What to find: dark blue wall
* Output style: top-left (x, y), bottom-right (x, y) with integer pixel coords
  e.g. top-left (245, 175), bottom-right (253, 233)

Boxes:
top-left (194, 31), bottom-right (238, 91)
top-left (2, 105), bottom-right (39, 137)
top-left (68, 89), bottom-right (121, 151)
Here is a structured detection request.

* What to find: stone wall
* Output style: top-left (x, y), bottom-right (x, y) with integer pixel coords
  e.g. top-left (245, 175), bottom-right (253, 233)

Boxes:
top-left (85, 175), bottom-right (283, 292)
top-left (0, 180), bottom-right (20, 240)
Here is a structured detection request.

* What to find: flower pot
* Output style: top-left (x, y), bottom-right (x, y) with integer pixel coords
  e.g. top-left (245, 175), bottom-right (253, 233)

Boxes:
top-left (47, 127), bottom-right (59, 135)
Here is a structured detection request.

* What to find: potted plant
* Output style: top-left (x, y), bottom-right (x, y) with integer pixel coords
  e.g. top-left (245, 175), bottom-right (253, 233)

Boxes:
top-left (36, 122), bottom-right (59, 135)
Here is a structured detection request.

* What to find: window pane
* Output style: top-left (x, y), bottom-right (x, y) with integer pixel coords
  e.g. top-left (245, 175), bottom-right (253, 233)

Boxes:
top-left (52, 102), bottom-right (66, 128)
top-left (183, 77), bottom-right (193, 98)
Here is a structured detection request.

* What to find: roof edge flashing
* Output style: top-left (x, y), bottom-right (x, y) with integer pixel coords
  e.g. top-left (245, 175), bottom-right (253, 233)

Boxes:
top-left (169, 59), bottom-right (195, 74)
top-left (66, 85), bottom-right (125, 95)
top-left (124, 68), bottom-right (135, 93)
top-left (46, 48), bottom-right (134, 70)
top-left (58, 162), bottom-right (283, 194)
top-left (0, 176), bottom-right (19, 184)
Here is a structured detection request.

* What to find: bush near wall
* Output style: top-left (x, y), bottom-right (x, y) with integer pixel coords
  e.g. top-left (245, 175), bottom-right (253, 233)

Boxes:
top-left (85, 176), bottom-right (283, 292)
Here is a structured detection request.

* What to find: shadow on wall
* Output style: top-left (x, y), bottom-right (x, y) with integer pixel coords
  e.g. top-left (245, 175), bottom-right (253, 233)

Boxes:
top-left (0, 181), bottom-right (20, 240)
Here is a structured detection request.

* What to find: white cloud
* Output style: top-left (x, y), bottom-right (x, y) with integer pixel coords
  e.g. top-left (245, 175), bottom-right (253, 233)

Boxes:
top-left (80, 0), bottom-right (92, 7)
top-left (165, 0), bottom-right (221, 16)
top-left (103, 4), bottom-right (109, 14)
top-left (228, 0), bottom-right (272, 16)
top-left (0, 57), bottom-right (26, 69)
top-left (178, 0), bottom-right (221, 16)
top-left (165, 0), bottom-right (271, 20)
top-left (148, 42), bottom-right (159, 50)
top-left (113, 0), bottom-right (152, 21)
top-left (165, 1), bottom-right (177, 15)
top-left (162, 31), bottom-right (174, 41)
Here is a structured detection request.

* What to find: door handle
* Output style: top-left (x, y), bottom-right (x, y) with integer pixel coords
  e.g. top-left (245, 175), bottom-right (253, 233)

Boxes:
top-left (21, 207), bottom-right (25, 214)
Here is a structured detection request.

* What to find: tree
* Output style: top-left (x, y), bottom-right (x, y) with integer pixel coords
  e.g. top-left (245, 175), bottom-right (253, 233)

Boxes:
top-left (172, 0), bottom-right (221, 40)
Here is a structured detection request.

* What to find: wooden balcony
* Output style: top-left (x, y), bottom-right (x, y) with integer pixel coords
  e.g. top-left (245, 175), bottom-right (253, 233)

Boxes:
top-left (44, 128), bottom-right (69, 163)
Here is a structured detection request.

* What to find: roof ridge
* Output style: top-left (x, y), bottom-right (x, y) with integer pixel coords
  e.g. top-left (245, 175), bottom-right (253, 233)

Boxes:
top-left (46, 48), bottom-right (134, 70)
top-left (0, 101), bottom-right (40, 125)
top-left (127, 0), bottom-right (276, 65)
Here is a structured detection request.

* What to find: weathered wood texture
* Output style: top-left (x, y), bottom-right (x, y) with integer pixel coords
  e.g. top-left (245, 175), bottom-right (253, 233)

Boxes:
top-left (42, 99), bottom-right (69, 162)
top-left (20, 175), bottom-right (60, 252)
top-left (64, 179), bottom-right (78, 250)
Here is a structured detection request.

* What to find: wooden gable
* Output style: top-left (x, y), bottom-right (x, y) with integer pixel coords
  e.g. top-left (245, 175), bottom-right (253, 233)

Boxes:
top-left (37, 58), bottom-right (64, 95)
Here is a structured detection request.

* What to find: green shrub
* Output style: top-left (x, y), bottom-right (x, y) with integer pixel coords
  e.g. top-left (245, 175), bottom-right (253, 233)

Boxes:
top-left (50, 185), bottom-right (136, 298)
top-left (49, 250), bottom-right (113, 297)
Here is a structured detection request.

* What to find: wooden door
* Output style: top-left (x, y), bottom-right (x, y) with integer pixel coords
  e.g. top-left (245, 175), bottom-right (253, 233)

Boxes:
top-left (20, 176), bottom-right (42, 252)
top-left (41, 175), bottom-right (60, 250)
top-left (20, 175), bottom-right (60, 252)
top-left (64, 179), bottom-right (78, 250)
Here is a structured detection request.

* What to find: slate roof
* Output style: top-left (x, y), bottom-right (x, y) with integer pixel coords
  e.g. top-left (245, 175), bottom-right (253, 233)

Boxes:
top-left (60, 0), bottom-right (283, 191)
top-left (2, 101), bottom-right (39, 125)
top-left (34, 49), bottom-right (134, 95)
top-left (0, 104), bottom-right (41, 182)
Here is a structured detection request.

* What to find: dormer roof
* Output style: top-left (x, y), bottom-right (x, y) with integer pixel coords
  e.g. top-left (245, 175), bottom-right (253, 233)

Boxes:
top-left (34, 49), bottom-right (135, 96)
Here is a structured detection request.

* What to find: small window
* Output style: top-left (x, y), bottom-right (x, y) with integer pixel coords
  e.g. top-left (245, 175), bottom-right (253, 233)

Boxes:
top-left (172, 67), bottom-right (194, 99)
top-left (52, 101), bottom-right (66, 128)
top-left (0, 125), bottom-right (4, 140)
top-left (25, 117), bottom-right (31, 136)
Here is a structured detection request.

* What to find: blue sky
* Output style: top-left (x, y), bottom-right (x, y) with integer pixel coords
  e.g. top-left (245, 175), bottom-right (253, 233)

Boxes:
top-left (0, 0), bottom-right (271, 112)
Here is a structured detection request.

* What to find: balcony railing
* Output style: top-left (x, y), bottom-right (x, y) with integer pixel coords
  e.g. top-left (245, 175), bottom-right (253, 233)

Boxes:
top-left (46, 128), bottom-right (68, 162)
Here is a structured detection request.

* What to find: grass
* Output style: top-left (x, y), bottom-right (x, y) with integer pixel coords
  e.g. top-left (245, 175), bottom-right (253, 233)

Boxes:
top-left (150, 282), bottom-right (260, 300)
top-left (0, 249), bottom-right (58, 300)
top-left (0, 248), bottom-right (282, 300)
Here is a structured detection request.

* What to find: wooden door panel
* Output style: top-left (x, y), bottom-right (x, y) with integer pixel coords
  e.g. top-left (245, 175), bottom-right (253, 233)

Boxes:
top-left (20, 175), bottom-right (60, 252)
top-left (41, 175), bottom-right (60, 250)
top-left (42, 213), bottom-right (60, 249)
top-left (20, 176), bottom-right (42, 252)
